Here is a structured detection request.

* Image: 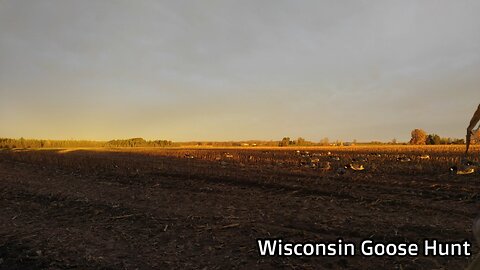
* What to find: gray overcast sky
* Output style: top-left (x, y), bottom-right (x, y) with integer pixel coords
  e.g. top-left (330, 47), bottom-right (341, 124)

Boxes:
top-left (1, 0), bottom-right (479, 142)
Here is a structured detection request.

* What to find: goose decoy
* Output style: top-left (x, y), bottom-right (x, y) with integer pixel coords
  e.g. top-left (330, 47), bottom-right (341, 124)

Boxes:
top-left (397, 157), bottom-right (411, 162)
top-left (450, 166), bottom-right (475, 175)
top-left (347, 163), bottom-right (365, 171)
top-left (462, 159), bottom-right (479, 166)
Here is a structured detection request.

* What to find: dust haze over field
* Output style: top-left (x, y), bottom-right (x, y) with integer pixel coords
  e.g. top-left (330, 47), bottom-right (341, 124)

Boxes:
top-left (2, 1), bottom-right (480, 270)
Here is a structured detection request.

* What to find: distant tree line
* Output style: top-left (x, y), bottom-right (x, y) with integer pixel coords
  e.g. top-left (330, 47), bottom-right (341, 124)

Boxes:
top-left (189, 140), bottom-right (278, 147)
top-left (0, 137), bottom-right (174, 149)
top-left (279, 137), bottom-right (315, 147)
top-left (2, 131), bottom-right (473, 149)
top-left (278, 137), bottom-right (333, 147)
top-left (0, 138), bottom-right (103, 148)
top-left (105, 138), bottom-right (174, 147)
top-left (409, 129), bottom-right (467, 145)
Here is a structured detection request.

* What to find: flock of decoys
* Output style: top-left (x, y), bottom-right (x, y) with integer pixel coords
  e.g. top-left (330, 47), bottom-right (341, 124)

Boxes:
top-left (296, 150), bottom-right (367, 173)
top-left (182, 149), bottom-right (478, 176)
top-left (295, 150), bottom-right (479, 176)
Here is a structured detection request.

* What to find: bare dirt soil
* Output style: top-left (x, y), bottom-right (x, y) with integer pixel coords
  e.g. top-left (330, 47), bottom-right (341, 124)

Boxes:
top-left (0, 147), bottom-right (479, 269)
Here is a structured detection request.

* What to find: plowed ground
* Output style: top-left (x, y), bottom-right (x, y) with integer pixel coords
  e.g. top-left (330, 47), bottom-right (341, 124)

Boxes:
top-left (0, 147), bottom-right (479, 269)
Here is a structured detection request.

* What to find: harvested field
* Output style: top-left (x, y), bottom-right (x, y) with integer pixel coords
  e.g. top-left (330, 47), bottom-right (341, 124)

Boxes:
top-left (0, 146), bottom-right (479, 269)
